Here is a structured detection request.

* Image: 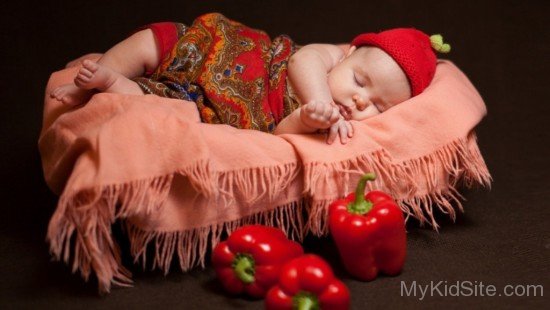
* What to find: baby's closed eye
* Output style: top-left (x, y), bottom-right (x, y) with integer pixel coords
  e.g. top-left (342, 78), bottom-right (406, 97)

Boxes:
top-left (354, 74), bottom-right (362, 86)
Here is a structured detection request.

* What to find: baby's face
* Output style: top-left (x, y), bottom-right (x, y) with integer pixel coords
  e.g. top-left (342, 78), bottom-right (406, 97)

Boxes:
top-left (328, 46), bottom-right (411, 121)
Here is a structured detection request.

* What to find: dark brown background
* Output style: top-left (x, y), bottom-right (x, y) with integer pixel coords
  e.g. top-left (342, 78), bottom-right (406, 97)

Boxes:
top-left (1, 0), bottom-right (548, 308)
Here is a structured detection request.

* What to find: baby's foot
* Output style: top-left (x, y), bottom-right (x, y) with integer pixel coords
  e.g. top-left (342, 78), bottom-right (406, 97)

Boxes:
top-left (65, 53), bottom-right (103, 68)
top-left (74, 59), bottom-right (119, 92)
top-left (300, 101), bottom-right (341, 129)
top-left (50, 83), bottom-right (93, 106)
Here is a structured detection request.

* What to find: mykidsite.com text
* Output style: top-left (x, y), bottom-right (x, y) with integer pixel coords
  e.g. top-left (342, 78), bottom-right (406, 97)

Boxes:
top-left (401, 281), bottom-right (544, 300)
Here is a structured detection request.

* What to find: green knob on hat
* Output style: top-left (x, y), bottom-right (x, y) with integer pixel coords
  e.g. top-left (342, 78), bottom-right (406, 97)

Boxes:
top-left (430, 34), bottom-right (451, 53)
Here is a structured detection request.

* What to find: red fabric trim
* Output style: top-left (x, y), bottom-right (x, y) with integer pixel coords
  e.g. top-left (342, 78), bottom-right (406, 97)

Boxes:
top-left (146, 22), bottom-right (179, 63)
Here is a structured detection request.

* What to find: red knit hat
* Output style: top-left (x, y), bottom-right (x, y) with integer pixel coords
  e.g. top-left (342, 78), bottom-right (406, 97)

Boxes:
top-left (351, 28), bottom-right (450, 97)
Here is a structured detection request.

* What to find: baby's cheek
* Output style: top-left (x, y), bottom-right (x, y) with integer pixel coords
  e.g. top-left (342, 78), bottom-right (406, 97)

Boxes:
top-left (326, 72), bottom-right (345, 98)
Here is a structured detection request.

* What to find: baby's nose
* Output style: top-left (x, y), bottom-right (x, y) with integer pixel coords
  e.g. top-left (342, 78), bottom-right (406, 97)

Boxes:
top-left (353, 95), bottom-right (368, 111)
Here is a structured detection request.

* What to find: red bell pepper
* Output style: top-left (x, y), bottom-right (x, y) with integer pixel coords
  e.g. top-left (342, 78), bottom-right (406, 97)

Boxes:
top-left (329, 173), bottom-right (406, 281)
top-left (212, 225), bottom-right (304, 298)
top-left (265, 254), bottom-right (350, 310)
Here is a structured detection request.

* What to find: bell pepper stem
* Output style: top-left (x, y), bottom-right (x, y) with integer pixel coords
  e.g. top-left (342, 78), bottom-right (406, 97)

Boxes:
top-left (348, 173), bottom-right (376, 215)
top-left (296, 297), bottom-right (315, 310)
top-left (233, 254), bottom-right (255, 284)
top-left (294, 292), bottom-right (319, 310)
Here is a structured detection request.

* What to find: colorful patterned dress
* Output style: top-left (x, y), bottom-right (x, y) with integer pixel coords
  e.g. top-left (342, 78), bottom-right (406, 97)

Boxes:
top-left (134, 13), bottom-right (301, 133)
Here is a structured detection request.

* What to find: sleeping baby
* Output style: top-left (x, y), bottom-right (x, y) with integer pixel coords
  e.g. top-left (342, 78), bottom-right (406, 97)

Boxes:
top-left (50, 13), bottom-right (450, 144)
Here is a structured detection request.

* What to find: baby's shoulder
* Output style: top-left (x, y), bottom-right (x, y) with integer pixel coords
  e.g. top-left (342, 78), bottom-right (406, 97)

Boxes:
top-left (297, 43), bottom-right (350, 54)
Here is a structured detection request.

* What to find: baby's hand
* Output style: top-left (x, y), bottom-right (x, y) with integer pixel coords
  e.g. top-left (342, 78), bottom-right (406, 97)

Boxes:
top-left (300, 100), bottom-right (340, 129)
top-left (327, 116), bottom-right (354, 145)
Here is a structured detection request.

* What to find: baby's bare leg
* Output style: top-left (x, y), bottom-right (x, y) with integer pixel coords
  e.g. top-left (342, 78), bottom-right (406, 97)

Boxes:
top-left (51, 29), bottom-right (160, 105)
top-left (74, 60), bottom-right (144, 95)
top-left (65, 53), bottom-right (103, 68)
top-left (96, 29), bottom-right (160, 79)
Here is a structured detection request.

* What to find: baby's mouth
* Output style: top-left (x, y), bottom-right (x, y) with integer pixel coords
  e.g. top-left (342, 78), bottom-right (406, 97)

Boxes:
top-left (335, 101), bottom-right (353, 120)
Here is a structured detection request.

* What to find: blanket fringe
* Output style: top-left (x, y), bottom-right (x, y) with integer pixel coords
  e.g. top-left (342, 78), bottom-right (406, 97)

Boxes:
top-left (126, 201), bottom-right (306, 274)
top-left (47, 174), bottom-right (173, 293)
top-left (305, 188), bottom-right (467, 236)
top-left (47, 133), bottom-right (490, 293)
top-left (177, 160), bottom-right (217, 197)
top-left (303, 132), bottom-right (491, 232)
top-left (214, 162), bottom-right (300, 207)
top-left (47, 161), bottom-right (301, 293)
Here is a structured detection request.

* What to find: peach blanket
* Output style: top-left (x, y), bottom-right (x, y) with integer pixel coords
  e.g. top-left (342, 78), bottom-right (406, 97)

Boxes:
top-left (39, 60), bottom-right (491, 293)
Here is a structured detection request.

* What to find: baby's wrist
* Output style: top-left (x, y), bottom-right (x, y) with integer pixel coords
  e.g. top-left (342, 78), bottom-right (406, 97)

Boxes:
top-left (297, 108), bottom-right (321, 131)
top-left (306, 99), bottom-right (333, 106)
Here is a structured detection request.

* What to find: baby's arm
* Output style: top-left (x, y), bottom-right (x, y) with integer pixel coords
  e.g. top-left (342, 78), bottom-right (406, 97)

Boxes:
top-left (274, 101), bottom-right (353, 144)
top-left (274, 101), bottom-right (339, 134)
top-left (279, 44), bottom-right (353, 143)
top-left (287, 44), bottom-right (344, 106)
top-left (273, 107), bottom-right (315, 135)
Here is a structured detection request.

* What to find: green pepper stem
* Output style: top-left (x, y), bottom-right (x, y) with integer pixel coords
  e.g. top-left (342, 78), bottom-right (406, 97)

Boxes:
top-left (294, 292), bottom-right (319, 310)
top-left (233, 254), bottom-right (255, 284)
top-left (296, 297), bottom-right (315, 310)
top-left (347, 173), bottom-right (376, 215)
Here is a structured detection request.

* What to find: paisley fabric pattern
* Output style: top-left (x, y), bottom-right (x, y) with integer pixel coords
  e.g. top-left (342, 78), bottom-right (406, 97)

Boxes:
top-left (135, 13), bottom-right (301, 133)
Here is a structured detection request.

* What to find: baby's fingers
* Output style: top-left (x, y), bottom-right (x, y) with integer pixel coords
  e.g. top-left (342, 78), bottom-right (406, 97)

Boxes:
top-left (329, 107), bottom-right (341, 125)
top-left (327, 124), bottom-right (339, 145)
top-left (321, 104), bottom-right (334, 118)
top-left (338, 122), bottom-right (350, 144)
top-left (304, 101), bottom-right (317, 113)
top-left (346, 120), bottom-right (354, 138)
